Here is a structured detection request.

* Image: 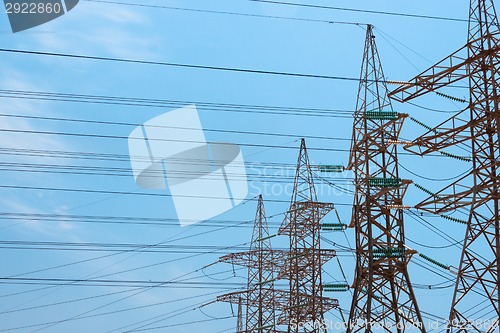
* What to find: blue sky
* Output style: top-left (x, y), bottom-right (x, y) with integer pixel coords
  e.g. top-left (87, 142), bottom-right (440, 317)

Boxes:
top-left (0, 1), bottom-right (482, 332)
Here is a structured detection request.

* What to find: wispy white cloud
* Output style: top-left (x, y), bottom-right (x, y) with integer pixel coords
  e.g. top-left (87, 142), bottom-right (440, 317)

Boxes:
top-left (81, 3), bottom-right (147, 24)
top-left (0, 71), bottom-right (79, 235)
top-left (0, 198), bottom-right (81, 236)
top-left (0, 1), bottom-right (162, 236)
top-left (0, 71), bottom-right (69, 155)
top-left (31, 2), bottom-right (161, 59)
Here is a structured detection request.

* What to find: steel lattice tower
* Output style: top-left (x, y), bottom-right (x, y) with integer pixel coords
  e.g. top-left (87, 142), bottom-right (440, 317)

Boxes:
top-left (218, 195), bottom-right (280, 333)
top-left (218, 141), bottom-right (339, 333)
top-left (277, 138), bottom-right (338, 333)
top-left (346, 25), bottom-right (426, 333)
top-left (389, 1), bottom-right (500, 331)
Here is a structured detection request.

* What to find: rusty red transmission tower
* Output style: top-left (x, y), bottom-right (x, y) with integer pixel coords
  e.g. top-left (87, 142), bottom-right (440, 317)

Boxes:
top-left (217, 194), bottom-right (281, 333)
top-left (277, 138), bottom-right (338, 332)
top-left (389, 1), bottom-right (500, 331)
top-left (218, 140), bottom-right (339, 333)
top-left (346, 25), bottom-right (426, 333)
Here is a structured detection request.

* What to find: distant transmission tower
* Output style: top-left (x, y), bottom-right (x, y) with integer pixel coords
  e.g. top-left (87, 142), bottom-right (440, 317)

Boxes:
top-left (346, 25), bottom-right (426, 333)
top-left (218, 141), bottom-right (339, 333)
top-left (218, 195), bottom-right (279, 333)
top-left (277, 138), bottom-right (338, 333)
top-left (389, 1), bottom-right (500, 331)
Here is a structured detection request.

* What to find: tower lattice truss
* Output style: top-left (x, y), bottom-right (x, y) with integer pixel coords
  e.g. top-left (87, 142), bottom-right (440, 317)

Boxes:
top-left (217, 140), bottom-right (339, 333)
top-left (278, 139), bottom-right (338, 333)
top-left (217, 194), bottom-right (282, 333)
top-left (389, 1), bottom-right (500, 332)
top-left (346, 25), bottom-right (426, 333)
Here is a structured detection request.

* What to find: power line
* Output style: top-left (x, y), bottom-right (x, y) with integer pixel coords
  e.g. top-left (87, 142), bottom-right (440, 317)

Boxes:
top-left (0, 48), bottom-right (469, 90)
top-left (0, 277), bottom-right (250, 288)
top-left (117, 315), bottom-right (233, 333)
top-left (248, 0), bottom-right (469, 23)
top-left (0, 240), bottom-right (353, 255)
top-left (83, 0), bottom-right (364, 26)
top-left (3, 292), bottom-right (226, 333)
top-left (0, 287), bottom-right (144, 315)
top-left (0, 127), bottom-right (347, 151)
top-left (0, 266), bottom-right (215, 331)
top-left (0, 48), bottom-right (363, 81)
top-left (0, 89), bottom-right (354, 118)
top-left (0, 161), bottom-right (354, 184)
top-left (0, 88), bottom-right (467, 122)
top-left (102, 300), bottom-right (217, 333)
top-left (0, 240), bottom-right (285, 252)
top-left (0, 282), bottom-right (227, 316)
top-left (405, 211), bottom-right (488, 263)
top-left (0, 127), bottom-right (469, 159)
top-left (398, 162), bottom-right (472, 182)
top-left (0, 112), bottom-right (353, 141)
top-left (1, 239), bottom-right (255, 332)
top-left (0, 291), bottom-right (227, 332)
top-left (0, 184), bottom-right (353, 206)
top-left (0, 224), bottom-right (264, 283)
top-left (0, 226), bottom-right (259, 307)
top-left (0, 3), bottom-right (473, 325)
top-left (0, 162), bottom-right (320, 186)
top-left (0, 212), bottom-right (337, 229)
top-left (0, 146), bottom-right (311, 167)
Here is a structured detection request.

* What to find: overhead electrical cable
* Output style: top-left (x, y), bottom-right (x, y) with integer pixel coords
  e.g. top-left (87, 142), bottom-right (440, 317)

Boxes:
top-left (0, 146), bottom-right (312, 169)
top-left (0, 162), bottom-right (354, 185)
top-left (398, 162), bottom-right (472, 182)
top-left (0, 212), bottom-right (318, 228)
top-left (1, 204), bottom-right (262, 300)
top-left (12, 241), bottom-right (252, 333)
top-left (0, 278), bottom-right (251, 288)
top-left (0, 184), bottom-right (354, 206)
top-left (0, 89), bottom-right (355, 118)
top-left (83, 0), bottom-right (364, 26)
top-left (374, 27), bottom-right (435, 65)
top-left (0, 49), bottom-right (469, 88)
top-left (0, 130), bottom-right (470, 159)
top-left (0, 113), bottom-right (352, 141)
top-left (0, 286), bottom-right (223, 316)
top-left (247, 0), bottom-right (469, 23)
top-left (115, 314), bottom-right (233, 333)
top-left (103, 300), bottom-right (228, 333)
top-left (0, 128), bottom-right (350, 152)
top-left (0, 265), bottom-right (218, 332)
top-left (0, 48), bottom-right (363, 81)
top-left (405, 211), bottom-right (489, 263)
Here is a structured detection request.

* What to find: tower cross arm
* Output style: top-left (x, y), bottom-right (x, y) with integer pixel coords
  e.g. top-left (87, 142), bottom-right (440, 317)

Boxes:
top-left (388, 43), bottom-right (470, 102)
top-left (388, 37), bottom-right (500, 103)
top-left (414, 177), bottom-right (474, 214)
top-left (403, 109), bottom-right (471, 156)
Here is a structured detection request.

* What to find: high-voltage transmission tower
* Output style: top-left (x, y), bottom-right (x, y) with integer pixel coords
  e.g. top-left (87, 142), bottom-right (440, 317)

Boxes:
top-left (346, 25), bottom-right (426, 333)
top-left (277, 138), bottom-right (338, 333)
top-left (217, 195), bottom-right (280, 333)
top-left (389, 1), bottom-right (500, 331)
top-left (217, 140), bottom-right (339, 333)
